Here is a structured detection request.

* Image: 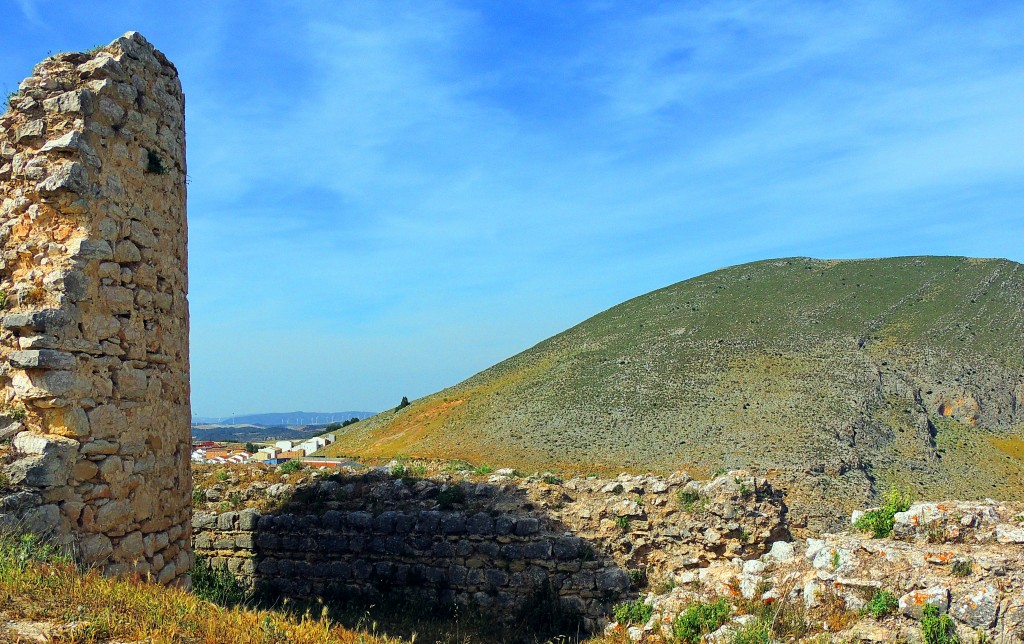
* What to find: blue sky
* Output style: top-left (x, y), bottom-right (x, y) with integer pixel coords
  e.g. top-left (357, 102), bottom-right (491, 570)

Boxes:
top-left (3, 1), bottom-right (1023, 417)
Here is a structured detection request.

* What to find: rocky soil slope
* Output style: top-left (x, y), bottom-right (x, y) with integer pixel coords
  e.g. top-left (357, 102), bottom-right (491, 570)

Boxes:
top-left (322, 256), bottom-right (1024, 530)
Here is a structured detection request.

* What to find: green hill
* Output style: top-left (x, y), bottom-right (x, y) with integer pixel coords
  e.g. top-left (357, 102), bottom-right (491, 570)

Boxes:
top-left (323, 257), bottom-right (1024, 529)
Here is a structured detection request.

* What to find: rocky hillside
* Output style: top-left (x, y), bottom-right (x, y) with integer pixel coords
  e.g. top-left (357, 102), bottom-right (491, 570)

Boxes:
top-left (323, 257), bottom-right (1024, 529)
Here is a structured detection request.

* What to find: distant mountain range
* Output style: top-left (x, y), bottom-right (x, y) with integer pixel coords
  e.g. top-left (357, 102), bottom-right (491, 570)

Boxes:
top-left (191, 411), bottom-right (376, 427)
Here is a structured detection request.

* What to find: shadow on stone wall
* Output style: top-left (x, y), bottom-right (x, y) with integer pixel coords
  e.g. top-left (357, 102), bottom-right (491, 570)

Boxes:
top-left (194, 469), bottom-right (634, 639)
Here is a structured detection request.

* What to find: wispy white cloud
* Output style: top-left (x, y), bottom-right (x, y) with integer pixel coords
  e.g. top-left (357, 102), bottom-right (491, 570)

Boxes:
top-left (8, 0), bottom-right (1019, 414)
top-left (180, 1), bottom-right (1024, 414)
top-left (15, 0), bottom-right (44, 24)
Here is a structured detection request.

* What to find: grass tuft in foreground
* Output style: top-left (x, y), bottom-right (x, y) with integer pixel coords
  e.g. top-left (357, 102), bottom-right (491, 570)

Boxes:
top-left (0, 531), bottom-right (405, 643)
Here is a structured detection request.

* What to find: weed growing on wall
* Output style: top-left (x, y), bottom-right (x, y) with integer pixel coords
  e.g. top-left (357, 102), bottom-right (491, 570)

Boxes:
top-left (190, 556), bottom-right (249, 607)
top-left (863, 590), bottom-right (898, 618)
top-left (672, 598), bottom-right (731, 643)
top-left (920, 604), bottom-right (959, 644)
top-left (854, 487), bottom-right (912, 538)
top-left (612, 598), bottom-right (652, 625)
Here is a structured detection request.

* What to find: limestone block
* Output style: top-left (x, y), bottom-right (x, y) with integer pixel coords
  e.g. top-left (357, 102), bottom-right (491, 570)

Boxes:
top-left (950, 584), bottom-right (999, 628)
top-left (97, 96), bottom-right (126, 124)
top-left (61, 501), bottom-right (85, 524)
top-left (514, 517), bottom-right (540, 535)
top-left (12, 369), bottom-right (84, 399)
top-left (78, 54), bottom-right (125, 81)
top-left (80, 439), bottom-right (119, 455)
top-left (156, 562), bottom-right (176, 584)
top-left (42, 89), bottom-right (95, 114)
top-left (113, 240), bottom-right (141, 263)
top-left (6, 433), bottom-right (79, 487)
top-left (128, 221), bottom-right (157, 248)
top-left (101, 285), bottom-right (134, 313)
top-left (217, 512), bottom-right (238, 530)
top-left (99, 455), bottom-right (127, 484)
top-left (44, 269), bottom-right (88, 301)
top-left (87, 404), bottom-right (127, 439)
top-left (57, 407), bottom-right (90, 438)
top-left (71, 460), bottom-right (99, 481)
top-left (467, 511), bottom-right (494, 535)
top-left (39, 131), bottom-right (98, 165)
top-left (0, 491), bottom-right (43, 512)
top-left (522, 540), bottom-right (552, 559)
top-left (68, 238), bottom-right (113, 261)
top-left (115, 530), bottom-right (145, 561)
top-left (9, 349), bottom-right (76, 370)
top-left (113, 368), bottom-right (147, 400)
top-left (899, 586), bottom-right (950, 619)
top-left (17, 335), bottom-right (60, 349)
top-left (18, 504), bottom-right (62, 534)
top-left (15, 119), bottom-right (45, 144)
top-left (238, 508), bottom-right (260, 531)
top-left (597, 568), bottom-right (630, 592)
top-left (611, 499), bottom-right (644, 517)
top-left (995, 525), bottom-right (1024, 543)
top-left (37, 161), bottom-right (89, 195)
top-left (93, 498), bottom-right (132, 532)
top-left (79, 533), bottom-right (113, 564)
top-left (2, 309), bottom-right (72, 333)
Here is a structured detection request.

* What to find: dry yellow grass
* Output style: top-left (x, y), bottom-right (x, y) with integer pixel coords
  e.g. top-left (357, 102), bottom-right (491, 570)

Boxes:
top-left (0, 533), bottom-right (406, 644)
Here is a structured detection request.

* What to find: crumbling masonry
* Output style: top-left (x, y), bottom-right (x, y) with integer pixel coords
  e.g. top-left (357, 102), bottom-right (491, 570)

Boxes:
top-left (0, 33), bottom-right (190, 584)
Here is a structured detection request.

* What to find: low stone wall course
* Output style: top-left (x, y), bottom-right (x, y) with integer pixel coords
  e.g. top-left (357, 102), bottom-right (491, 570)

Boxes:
top-left (193, 467), bottom-right (787, 627)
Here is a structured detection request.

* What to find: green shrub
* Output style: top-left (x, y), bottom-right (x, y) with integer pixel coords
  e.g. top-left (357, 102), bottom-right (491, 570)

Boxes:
top-left (1, 404), bottom-right (27, 422)
top-left (655, 576), bottom-right (678, 594)
top-left (278, 460), bottom-right (304, 474)
top-left (444, 460), bottom-right (472, 473)
top-left (864, 590), bottom-right (898, 618)
top-left (729, 619), bottom-right (772, 644)
top-left (673, 599), bottom-right (731, 643)
top-left (951, 558), bottom-right (972, 577)
top-left (854, 487), bottom-right (912, 538)
top-left (677, 489), bottom-right (707, 514)
top-left (921, 604), bottom-right (959, 644)
top-left (472, 463), bottom-right (494, 475)
top-left (192, 486), bottom-right (206, 504)
top-left (615, 516), bottom-right (631, 530)
top-left (613, 598), bottom-right (652, 625)
top-left (437, 485), bottom-right (465, 509)
top-left (190, 556), bottom-right (248, 607)
top-left (628, 567), bottom-right (648, 588)
top-left (145, 149), bottom-right (167, 175)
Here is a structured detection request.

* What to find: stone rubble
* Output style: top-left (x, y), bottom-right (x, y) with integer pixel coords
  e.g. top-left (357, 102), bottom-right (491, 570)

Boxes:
top-left (611, 499), bottom-right (1024, 642)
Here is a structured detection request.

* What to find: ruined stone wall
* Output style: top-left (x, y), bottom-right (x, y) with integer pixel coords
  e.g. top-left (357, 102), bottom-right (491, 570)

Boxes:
top-left (0, 32), bottom-right (190, 584)
top-left (192, 468), bottom-right (787, 628)
top-left (196, 507), bottom-right (627, 628)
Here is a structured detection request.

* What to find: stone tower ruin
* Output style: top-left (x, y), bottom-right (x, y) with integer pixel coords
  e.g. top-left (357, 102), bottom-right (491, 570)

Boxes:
top-left (0, 32), bottom-right (190, 584)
